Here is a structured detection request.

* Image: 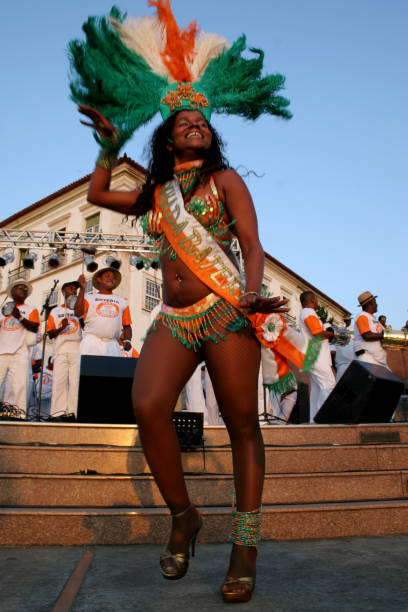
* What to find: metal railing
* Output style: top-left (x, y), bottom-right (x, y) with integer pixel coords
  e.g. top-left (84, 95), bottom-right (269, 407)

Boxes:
top-left (8, 266), bottom-right (30, 283)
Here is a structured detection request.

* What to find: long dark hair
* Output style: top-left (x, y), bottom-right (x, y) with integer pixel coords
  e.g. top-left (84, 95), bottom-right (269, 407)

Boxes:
top-left (134, 113), bottom-right (229, 217)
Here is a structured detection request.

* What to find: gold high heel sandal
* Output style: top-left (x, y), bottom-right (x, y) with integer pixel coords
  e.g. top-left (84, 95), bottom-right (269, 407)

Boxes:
top-left (221, 503), bottom-right (261, 603)
top-left (221, 576), bottom-right (255, 603)
top-left (160, 504), bottom-right (203, 580)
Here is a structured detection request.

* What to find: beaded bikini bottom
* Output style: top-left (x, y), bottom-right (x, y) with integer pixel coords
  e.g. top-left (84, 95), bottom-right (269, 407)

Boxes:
top-left (149, 292), bottom-right (248, 351)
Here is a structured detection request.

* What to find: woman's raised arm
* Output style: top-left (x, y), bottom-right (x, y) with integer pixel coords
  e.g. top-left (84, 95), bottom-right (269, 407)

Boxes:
top-left (78, 104), bottom-right (142, 215)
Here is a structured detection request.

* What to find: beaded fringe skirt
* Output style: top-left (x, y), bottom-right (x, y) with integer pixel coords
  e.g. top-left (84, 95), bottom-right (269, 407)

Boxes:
top-left (149, 293), bottom-right (248, 351)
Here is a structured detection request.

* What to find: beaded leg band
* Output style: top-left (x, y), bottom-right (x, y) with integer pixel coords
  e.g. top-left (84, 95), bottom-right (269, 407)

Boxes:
top-left (230, 498), bottom-right (262, 548)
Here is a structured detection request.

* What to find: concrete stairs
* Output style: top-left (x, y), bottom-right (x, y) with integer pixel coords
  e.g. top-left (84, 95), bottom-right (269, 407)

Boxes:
top-left (0, 422), bottom-right (408, 545)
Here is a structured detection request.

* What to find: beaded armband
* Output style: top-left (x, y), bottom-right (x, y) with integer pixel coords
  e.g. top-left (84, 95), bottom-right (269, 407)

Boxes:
top-left (94, 129), bottom-right (125, 171)
top-left (96, 148), bottom-right (118, 171)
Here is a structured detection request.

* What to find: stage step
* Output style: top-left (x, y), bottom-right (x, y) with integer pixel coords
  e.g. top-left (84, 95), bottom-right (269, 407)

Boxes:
top-left (1, 443), bottom-right (408, 475)
top-left (1, 469), bottom-right (407, 507)
top-left (1, 422), bottom-right (407, 447)
top-left (1, 422), bottom-right (408, 545)
top-left (1, 499), bottom-right (408, 546)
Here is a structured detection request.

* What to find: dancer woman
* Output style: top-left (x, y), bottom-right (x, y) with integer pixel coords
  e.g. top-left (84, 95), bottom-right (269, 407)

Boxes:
top-left (69, 2), bottom-right (308, 602)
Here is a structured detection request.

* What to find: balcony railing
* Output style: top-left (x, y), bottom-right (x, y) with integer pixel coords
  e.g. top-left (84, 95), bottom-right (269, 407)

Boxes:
top-left (284, 313), bottom-right (298, 329)
top-left (41, 252), bottom-right (68, 274)
top-left (8, 266), bottom-right (30, 283)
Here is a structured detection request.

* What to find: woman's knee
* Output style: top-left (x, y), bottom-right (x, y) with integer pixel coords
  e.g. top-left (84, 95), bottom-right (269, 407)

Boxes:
top-left (132, 388), bottom-right (176, 427)
top-left (223, 412), bottom-right (261, 443)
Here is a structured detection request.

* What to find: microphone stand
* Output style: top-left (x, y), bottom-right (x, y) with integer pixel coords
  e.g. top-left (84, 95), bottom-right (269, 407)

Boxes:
top-left (36, 279), bottom-right (58, 421)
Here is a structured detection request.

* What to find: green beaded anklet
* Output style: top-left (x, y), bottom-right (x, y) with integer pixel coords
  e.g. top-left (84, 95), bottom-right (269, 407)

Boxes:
top-left (230, 494), bottom-right (262, 547)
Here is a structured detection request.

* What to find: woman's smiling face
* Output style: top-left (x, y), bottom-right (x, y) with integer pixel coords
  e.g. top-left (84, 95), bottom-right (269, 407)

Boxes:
top-left (170, 110), bottom-right (212, 154)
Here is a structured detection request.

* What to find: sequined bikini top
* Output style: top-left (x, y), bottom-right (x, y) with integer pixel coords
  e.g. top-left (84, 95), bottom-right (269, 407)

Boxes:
top-left (141, 161), bottom-right (235, 252)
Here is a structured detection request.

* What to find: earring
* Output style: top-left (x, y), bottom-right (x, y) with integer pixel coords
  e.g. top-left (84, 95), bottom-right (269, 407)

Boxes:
top-left (168, 137), bottom-right (174, 144)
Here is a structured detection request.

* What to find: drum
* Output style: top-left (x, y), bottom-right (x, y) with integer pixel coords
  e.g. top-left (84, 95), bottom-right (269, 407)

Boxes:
top-left (1, 301), bottom-right (15, 317)
top-left (382, 329), bottom-right (408, 350)
top-left (330, 326), bottom-right (351, 346)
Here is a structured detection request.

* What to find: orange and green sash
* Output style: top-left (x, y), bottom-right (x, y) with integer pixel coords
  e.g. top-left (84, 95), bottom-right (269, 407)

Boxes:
top-left (156, 178), bottom-right (320, 392)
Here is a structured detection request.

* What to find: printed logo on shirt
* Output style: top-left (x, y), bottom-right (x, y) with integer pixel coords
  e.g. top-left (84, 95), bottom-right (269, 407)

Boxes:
top-left (42, 373), bottom-right (52, 386)
top-left (59, 317), bottom-right (79, 334)
top-left (2, 316), bottom-right (23, 331)
top-left (96, 302), bottom-right (120, 318)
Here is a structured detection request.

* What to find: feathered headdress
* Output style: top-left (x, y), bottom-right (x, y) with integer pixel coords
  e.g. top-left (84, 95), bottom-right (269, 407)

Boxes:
top-left (69, 1), bottom-right (291, 145)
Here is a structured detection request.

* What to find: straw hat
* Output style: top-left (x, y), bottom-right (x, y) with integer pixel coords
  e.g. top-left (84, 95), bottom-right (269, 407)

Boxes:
top-left (92, 267), bottom-right (122, 290)
top-left (357, 291), bottom-right (377, 307)
top-left (7, 278), bottom-right (33, 299)
top-left (61, 281), bottom-right (80, 291)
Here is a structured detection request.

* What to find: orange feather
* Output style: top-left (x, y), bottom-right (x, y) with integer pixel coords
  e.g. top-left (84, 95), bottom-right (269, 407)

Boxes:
top-left (148, 0), bottom-right (199, 82)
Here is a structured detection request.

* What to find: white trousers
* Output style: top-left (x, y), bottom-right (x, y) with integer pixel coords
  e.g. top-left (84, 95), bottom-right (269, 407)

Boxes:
top-left (50, 350), bottom-right (80, 417)
top-left (185, 365), bottom-right (219, 425)
top-left (0, 353), bottom-right (28, 416)
top-left (0, 371), bottom-right (14, 404)
top-left (336, 362), bottom-right (352, 382)
top-left (204, 369), bottom-right (219, 425)
top-left (80, 335), bottom-right (121, 357)
top-left (309, 364), bottom-right (335, 423)
top-left (357, 352), bottom-right (389, 369)
top-left (268, 390), bottom-right (297, 423)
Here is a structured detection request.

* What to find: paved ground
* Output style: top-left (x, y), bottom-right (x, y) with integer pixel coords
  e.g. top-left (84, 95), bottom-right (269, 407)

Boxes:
top-left (1, 535), bottom-right (408, 611)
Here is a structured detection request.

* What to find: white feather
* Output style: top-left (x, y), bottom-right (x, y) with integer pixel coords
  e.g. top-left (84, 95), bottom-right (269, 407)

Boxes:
top-left (188, 33), bottom-right (229, 81)
top-left (111, 17), bottom-right (229, 85)
top-left (110, 16), bottom-right (170, 80)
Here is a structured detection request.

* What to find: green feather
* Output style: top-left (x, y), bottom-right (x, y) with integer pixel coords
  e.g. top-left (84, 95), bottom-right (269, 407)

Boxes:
top-left (68, 7), bottom-right (168, 144)
top-left (198, 35), bottom-right (291, 120)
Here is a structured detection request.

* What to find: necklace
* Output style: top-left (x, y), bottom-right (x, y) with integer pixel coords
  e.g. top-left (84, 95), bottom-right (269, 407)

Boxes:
top-left (174, 159), bottom-right (204, 196)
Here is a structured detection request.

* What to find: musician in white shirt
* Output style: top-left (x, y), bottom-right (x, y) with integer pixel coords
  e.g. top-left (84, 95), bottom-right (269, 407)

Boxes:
top-left (46, 281), bottom-right (82, 419)
top-left (299, 291), bottom-right (335, 422)
top-left (75, 267), bottom-right (132, 357)
top-left (0, 279), bottom-right (40, 417)
top-left (354, 291), bottom-right (388, 368)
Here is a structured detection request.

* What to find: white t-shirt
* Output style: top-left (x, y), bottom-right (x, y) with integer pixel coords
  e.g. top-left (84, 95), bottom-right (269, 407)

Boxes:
top-left (0, 303), bottom-right (40, 357)
top-left (354, 312), bottom-right (386, 363)
top-left (82, 293), bottom-right (131, 340)
top-left (299, 307), bottom-right (332, 370)
top-left (46, 306), bottom-right (81, 354)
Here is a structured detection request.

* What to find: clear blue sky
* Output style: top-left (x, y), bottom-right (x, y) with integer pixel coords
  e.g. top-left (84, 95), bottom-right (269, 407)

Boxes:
top-left (2, 0), bottom-right (407, 324)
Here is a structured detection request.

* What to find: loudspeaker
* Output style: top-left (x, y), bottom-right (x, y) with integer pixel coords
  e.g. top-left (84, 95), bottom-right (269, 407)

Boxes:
top-left (288, 382), bottom-right (310, 424)
top-left (314, 360), bottom-right (403, 424)
top-left (77, 355), bottom-right (137, 424)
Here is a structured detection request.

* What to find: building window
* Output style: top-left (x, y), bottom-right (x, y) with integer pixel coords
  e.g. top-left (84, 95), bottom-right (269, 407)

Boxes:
top-left (85, 278), bottom-right (93, 293)
top-left (41, 290), bottom-right (59, 319)
top-left (85, 213), bottom-right (100, 234)
top-left (144, 278), bottom-right (161, 312)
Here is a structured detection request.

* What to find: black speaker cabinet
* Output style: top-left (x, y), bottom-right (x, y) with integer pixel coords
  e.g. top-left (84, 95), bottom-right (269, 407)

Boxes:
top-left (314, 360), bottom-right (403, 424)
top-left (288, 382), bottom-right (310, 424)
top-left (77, 355), bottom-right (137, 424)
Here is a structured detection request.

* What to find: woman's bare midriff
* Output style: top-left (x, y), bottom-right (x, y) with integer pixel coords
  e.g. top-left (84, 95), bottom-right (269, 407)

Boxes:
top-left (160, 239), bottom-right (236, 308)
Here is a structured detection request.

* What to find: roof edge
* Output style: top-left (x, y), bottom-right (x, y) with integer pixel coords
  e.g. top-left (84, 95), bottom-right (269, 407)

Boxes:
top-left (264, 252), bottom-right (350, 315)
top-left (0, 154), bottom-right (147, 228)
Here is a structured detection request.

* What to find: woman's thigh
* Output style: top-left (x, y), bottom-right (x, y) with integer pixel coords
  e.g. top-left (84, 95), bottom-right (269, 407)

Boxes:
top-left (202, 326), bottom-right (260, 427)
top-left (132, 321), bottom-right (202, 419)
